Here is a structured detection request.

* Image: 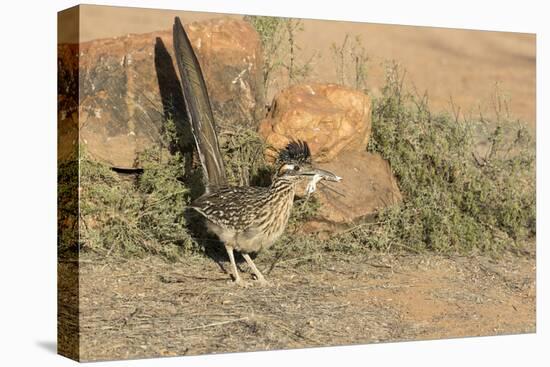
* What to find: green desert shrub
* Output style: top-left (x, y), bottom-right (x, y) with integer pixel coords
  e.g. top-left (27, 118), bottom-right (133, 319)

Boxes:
top-left (218, 125), bottom-right (272, 187)
top-left (66, 58), bottom-right (535, 259)
top-left (243, 15), bottom-right (285, 100)
top-left (78, 120), bottom-right (198, 260)
top-left (331, 33), bottom-right (369, 91)
top-left (244, 15), bottom-right (318, 97)
top-left (58, 159), bottom-right (79, 255)
top-left (70, 118), bottom-right (279, 260)
top-left (352, 62), bottom-right (536, 254)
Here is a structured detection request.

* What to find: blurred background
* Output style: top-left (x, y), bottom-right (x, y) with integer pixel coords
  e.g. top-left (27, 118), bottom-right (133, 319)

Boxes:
top-left (62, 4), bottom-right (535, 130)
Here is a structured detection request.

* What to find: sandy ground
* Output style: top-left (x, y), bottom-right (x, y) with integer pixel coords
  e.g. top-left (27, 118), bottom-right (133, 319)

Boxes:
top-left (61, 5), bottom-right (536, 128)
top-left (60, 245), bottom-right (535, 362)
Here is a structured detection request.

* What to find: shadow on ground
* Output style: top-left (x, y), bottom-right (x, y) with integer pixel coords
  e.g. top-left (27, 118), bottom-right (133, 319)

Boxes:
top-left (36, 340), bottom-right (57, 354)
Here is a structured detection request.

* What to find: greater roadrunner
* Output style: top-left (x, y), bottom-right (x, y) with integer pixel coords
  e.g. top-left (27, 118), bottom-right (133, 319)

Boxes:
top-left (172, 18), bottom-right (341, 286)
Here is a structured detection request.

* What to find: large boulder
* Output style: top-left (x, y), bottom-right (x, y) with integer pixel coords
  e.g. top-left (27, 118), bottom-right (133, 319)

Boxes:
top-left (300, 150), bottom-right (402, 234)
top-left (58, 17), bottom-right (264, 168)
top-left (258, 83), bottom-right (400, 233)
top-left (259, 83), bottom-right (371, 162)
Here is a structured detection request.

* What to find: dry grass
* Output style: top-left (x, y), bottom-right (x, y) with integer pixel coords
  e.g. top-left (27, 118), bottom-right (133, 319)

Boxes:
top-left (65, 243), bottom-right (535, 361)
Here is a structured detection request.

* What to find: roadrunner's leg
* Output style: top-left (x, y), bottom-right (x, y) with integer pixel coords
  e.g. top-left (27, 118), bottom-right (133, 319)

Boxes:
top-left (224, 245), bottom-right (242, 284)
top-left (242, 253), bottom-right (268, 284)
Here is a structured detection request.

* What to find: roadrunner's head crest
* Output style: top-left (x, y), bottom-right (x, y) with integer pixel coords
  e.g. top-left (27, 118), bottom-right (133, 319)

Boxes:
top-left (276, 140), bottom-right (342, 187)
top-left (277, 140), bottom-right (312, 165)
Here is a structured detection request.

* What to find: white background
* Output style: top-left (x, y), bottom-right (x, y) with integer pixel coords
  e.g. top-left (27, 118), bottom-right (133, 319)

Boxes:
top-left (0, 0), bottom-right (547, 365)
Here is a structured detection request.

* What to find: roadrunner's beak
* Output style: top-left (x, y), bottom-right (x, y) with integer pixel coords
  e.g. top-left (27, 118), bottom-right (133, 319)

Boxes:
top-left (302, 168), bottom-right (342, 195)
top-left (312, 168), bottom-right (342, 182)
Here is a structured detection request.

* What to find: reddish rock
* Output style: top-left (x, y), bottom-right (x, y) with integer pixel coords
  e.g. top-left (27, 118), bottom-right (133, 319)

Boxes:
top-left (184, 19), bottom-right (264, 124)
top-left (257, 83), bottom-right (397, 232)
top-left (58, 17), bottom-right (264, 168)
top-left (58, 43), bottom-right (80, 162)
top-left (259, 83), bottom-right (371, 163)
top-left (299, 150), bottom-right (402, 233)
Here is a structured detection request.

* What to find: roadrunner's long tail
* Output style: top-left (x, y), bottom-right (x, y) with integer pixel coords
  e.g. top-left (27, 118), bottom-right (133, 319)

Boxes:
top-left (173, 17), bottom-right (227, 192)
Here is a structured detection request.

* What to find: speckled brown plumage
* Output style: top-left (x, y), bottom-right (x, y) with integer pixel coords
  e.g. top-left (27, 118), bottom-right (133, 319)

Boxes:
top-left (189, 140), bottom-right (341, 286)
top-left (190, 175), bottom-right (298, 254)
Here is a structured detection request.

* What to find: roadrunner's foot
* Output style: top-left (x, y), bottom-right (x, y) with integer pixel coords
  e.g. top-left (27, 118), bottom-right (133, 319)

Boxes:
top-left (225, 244), bottom-right (244, 284)
top-left (242, 253), bottom-right (269, 285)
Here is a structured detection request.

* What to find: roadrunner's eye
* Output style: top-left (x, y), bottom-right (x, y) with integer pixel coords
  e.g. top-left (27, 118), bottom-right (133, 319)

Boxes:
top-left (294, 165), bottom-right (300, 171)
